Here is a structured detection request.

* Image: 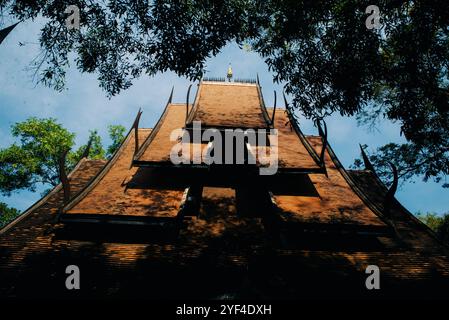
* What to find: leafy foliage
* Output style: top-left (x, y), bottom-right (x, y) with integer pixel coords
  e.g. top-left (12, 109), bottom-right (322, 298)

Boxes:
top-left (106, 124), bottom-right (126, 158)
top-left (0, 117), bottom-right (75, 195)
top-left (0, 118), bottom-right (126, 196)
top-left (68, 130), bottom-right (106, 167)
top-left (354, 143), bottom-right (449, 188)
top-left (1, 0), bottom-right (448, 185)
top-left (0, 202), bottom-right (20, 228)
top-left (417, 212), bottom-right (449, 244)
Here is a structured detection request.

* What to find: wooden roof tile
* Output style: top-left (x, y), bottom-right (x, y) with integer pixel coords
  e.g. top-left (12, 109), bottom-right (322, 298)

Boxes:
top-left (64, 128), bottom-right (186, 218)
top-left (272, 135), bottom-right (386, 227)
top-left (135, 104), bottom-right (187, 163)
top-left (186, 81), bottom-right (270, 128)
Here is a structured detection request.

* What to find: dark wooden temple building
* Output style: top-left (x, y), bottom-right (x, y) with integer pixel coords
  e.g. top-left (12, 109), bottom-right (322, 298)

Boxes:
top-left (1, 78), bottom-right (449, 299)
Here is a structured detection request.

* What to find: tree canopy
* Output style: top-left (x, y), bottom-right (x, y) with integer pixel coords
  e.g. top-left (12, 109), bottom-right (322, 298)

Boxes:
top-left (1, 0), bottom-right (448, 187)
top-left (0, 202), bottom-right (20, 228)
top-left (107, 124), bottom-right (127, 158)
top-left (0, 118), bottom-right (126, 196)
top-left (417, 212), bottom-right (449, 244)
top-left (0, 117), bottom-right (75, 195)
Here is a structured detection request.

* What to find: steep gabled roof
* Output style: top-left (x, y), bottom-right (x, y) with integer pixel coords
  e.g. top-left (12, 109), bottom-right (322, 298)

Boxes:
top-left (134, 103), bottom-right (209, 165)
top-left (0, 158), bottom-right (105, 272)
top-left (62, 128), bottom-right (188, 222)
top-left (270, 135), bottom-right (387, 232)
top-left (0, 158), bottom-right (106, 235)
top-left (134, 103), bottom-right (322, 172)
top-left (186, 81), bottom-right (271, 129)
top-left (270, 109), bottom-right (321, 171)
top-left (348, 169), bottom-right (449, 252)
top-left (1, 154), bottom-right (448, 298)
top-left (2, 81), bottom-right (449, 299)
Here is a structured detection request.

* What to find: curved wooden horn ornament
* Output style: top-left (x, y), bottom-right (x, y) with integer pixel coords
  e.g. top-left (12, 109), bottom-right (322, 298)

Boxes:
top-left (271, 90), bottom-right (277, 125)
top-left (132, 108), bottom-right (143, 157)
top-left (168, 86), bottom-right (174, 104)
top-left (359, 144), bottom-right (376, 172)
top-left (317, 118), bottom-right (328, 167)
top-left (384, 162), bottom-right (398, 217)
top-left (283, 91), bottom-right (289, 110)
top-left (80, 135), bottom-right (93, 160)
top-left (186, 84), bottom-right (192, 124)
top-left (59, 148), bottom-right (71, 204)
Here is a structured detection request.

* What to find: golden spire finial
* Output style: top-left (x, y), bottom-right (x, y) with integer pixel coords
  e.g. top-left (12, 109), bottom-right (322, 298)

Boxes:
top-left (227, 63), bottom-right (233, 82)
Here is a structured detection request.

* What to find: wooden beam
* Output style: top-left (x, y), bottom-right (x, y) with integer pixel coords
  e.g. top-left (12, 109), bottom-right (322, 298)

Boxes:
top-left (58, 148), bottom-right (71, 204)
top-left (186, 84), bottom-right (192, 124)
top-left (271, 90), bottom-right (277, 125)
top-left (316, 118), bottom-right (328, 171)
top-left (132, 108), bottom-right (143, 157)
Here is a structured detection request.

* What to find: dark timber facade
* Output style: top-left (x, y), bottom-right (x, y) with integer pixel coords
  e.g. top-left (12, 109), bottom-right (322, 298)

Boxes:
top-left (1, 79), bottom-right (449, 299)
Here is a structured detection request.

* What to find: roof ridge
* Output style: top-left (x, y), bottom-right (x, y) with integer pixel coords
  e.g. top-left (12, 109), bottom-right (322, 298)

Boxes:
top-left (63, 119), bottom-right (138, 213)
top-left (201, 81), bottom-right (257, 86)
top-left (134, 102), bottom-right (174, 161)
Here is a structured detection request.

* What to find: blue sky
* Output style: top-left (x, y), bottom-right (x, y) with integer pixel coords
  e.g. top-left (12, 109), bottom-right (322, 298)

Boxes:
top-left (1, 19), bottom-right (448, 215)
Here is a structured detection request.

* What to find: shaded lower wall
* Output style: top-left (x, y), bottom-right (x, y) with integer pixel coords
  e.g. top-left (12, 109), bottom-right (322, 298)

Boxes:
top-left (2, 221), bottom-right (448, 299)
